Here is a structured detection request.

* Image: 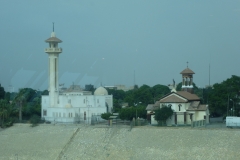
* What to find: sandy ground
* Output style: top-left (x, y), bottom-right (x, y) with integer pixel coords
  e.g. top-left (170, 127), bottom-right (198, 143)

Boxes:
top-left (0, 124), bottom-right (239, 160)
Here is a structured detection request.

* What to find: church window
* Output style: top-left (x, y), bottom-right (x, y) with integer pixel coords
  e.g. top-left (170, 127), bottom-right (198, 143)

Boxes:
top-left (178, 104), bottom-right (182, 111)
top-left (43, 110), bottom-right (47, 116)
top-left (168, 104), bottom-right (172, 109)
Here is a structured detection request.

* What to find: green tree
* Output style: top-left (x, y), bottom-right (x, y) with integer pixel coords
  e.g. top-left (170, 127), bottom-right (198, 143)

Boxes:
top-left (151, 84), bottom-right (170, 102)
top-left (119, 106), bottom-right (147, 121)
top-left (154, 106), bottom-right (174, 125)
top-left (0, 100), bottom-right (8, 127)
top-left (30, 114), bottom-right (40, 127)
top-left (208, 75), bottom-right (240, 117)
top-left (124, 90), bottom-right (135, 106)
top-left (119, 107), bottom-right (136, 121)
top-left (13, 88), bottom-right (42, 121)
top-left (41, 90), bottom-right (49, 95)
top-left (0, 84), bottom-right (5, 100)
top-left (101, 113), bottom-right (112, 120)
top-left (134, 84), bottom-right (152, 105)
top-left (14, 89), bottom-right (27, 122)
top-left (107, 89), bottom-right (126, 112)
top-left (4, 92), bottom-right (11, 103)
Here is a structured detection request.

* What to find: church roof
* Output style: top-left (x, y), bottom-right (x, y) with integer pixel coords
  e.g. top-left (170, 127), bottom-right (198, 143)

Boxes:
top-left (180, 67), bottom-right (195, 74)
top-left (187, 104), bottom-right (208, 111)
top-left (176, 91), bottom-right (200, 101)
top-left (146, 104), bottom-right (159, 111)
top-left (158, 91), bottom-right (200, 103)
top-left (45, 37), bottom-right (62, 43)
top-left (159, 94), bottom-right (188, 103)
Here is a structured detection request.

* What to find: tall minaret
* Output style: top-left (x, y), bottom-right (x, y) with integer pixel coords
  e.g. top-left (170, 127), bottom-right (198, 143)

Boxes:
top-left (45, 23), bottom-right (62, 107)
top-left (180, 63), bottom-right (195, 94)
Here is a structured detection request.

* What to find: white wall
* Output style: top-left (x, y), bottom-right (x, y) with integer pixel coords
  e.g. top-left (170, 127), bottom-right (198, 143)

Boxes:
top-left (41, 94), bottom-right (113, 123)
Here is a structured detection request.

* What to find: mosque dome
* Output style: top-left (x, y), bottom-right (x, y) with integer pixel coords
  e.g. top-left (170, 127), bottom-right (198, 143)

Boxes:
top-left (65, 104), bottom-right (72, 108)
top-left (94, 87), bottom-right (108, 96)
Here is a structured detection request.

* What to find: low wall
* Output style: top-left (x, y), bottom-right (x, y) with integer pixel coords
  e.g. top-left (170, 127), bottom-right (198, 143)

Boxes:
top-left (210, 117), bottom-right (223, 123)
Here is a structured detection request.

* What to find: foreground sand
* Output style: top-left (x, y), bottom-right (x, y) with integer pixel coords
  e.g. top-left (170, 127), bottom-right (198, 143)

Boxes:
top-left (0, 124), bottom-right (239, 160)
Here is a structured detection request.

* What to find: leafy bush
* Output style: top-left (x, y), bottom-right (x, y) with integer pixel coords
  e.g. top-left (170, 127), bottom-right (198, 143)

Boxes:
top-left (29, 115), bottom-right (40, 127)
top-left (119, 106), bottom-right (147, 121)
top-left (154, 106), bottom-right (173, 125)
top-left (101, 113), bottom-right (112, 120)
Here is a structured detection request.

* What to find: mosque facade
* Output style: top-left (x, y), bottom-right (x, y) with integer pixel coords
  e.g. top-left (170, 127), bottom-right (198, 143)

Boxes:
top-left (41, 29), bottom-right (113, 123)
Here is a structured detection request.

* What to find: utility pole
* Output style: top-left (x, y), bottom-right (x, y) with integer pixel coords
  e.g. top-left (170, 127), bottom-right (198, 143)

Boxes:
top-left (227, 94), bottom-right (229, 116)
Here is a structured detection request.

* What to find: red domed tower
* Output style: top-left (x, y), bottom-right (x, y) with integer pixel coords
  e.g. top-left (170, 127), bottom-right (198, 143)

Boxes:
top-left (180, 66), bottom-right (195, 94)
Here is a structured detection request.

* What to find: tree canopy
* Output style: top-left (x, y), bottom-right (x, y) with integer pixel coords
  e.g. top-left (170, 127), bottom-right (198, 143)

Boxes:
top-left (0, 84), bottom-right (5, 100)
top-left (154, 106), bottom-right (174, 124)
top-left (208, 75), bottom-right (240, 117)
top-left (119, 106), bottom-right (146, 121)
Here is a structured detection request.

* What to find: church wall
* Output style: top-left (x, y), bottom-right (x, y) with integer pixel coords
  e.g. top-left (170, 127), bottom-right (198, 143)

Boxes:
top-left (195, 111), bottom-right (206, 121)
top-left (160, 103), bottom-right (190, 113)
top-left (151, 115), bottom-right (158, 125)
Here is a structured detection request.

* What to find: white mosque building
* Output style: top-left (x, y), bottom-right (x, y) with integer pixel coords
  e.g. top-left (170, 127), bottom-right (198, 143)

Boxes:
top-left (41, 28), bottom-right (113, 124)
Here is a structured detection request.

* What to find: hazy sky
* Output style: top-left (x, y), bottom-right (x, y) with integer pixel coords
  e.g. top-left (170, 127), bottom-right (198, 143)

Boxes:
top-left (0, 1), bottom-right (240, 92)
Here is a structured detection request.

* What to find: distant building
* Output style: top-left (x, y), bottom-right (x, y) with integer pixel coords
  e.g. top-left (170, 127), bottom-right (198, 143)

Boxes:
top-left (147, 67), bottom-right (210, 125)
top-left (41, 28), bottom-right (112, 124)
top-left (105, 85), bottom-right (134, 92)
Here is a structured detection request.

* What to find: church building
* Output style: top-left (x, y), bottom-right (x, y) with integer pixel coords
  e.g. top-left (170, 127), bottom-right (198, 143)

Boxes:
top-left (41, 27), bottom-right (113, 124)
top-left (147, 67), bottom-right (210, 125)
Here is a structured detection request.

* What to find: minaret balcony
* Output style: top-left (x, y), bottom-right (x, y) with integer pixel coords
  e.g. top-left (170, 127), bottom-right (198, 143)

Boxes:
top-left (45, 48), bottom-right (62, 53)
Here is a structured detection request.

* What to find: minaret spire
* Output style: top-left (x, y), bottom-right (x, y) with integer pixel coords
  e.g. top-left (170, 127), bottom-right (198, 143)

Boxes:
top-left (45, 25), bottom-right (62, 107)
top-left (53, 22), bottom-right (54, 32)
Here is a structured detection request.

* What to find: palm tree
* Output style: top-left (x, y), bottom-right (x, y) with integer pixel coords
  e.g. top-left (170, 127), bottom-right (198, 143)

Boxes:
top-left (0, 99), bottom-right (8, 127)
top-left (14, 89), bottom-right (27, 122)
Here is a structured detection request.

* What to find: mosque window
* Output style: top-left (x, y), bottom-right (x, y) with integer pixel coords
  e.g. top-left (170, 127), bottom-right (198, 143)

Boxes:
top-left (69, 113), bottom-right (70, 117)
top-left (84, 112), bottom-right (86, 120)
top-left (68, 99), bottom-right (71, 104)
top-left (97, 99), bottom-right (99, 103)
top-left (59, 113), bottom-right (61, 117)
top-left (43, 110), bottom-right (47, 116)
top-left (84, 99), bottom-right (85, 103)
top-left (63, 113), bottom-right (65, 117)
